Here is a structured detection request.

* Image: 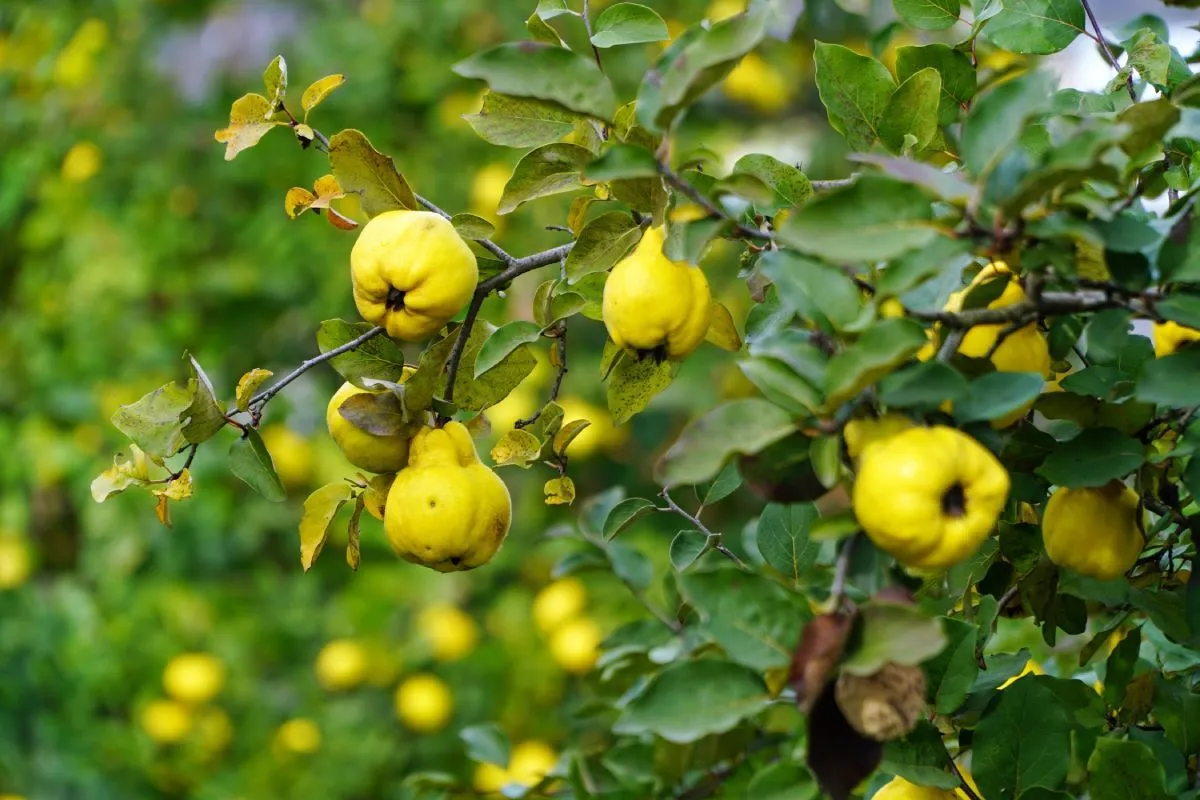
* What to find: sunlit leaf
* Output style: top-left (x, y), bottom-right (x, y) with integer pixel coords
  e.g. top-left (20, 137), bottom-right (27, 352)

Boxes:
top-left (301, 73), bottom-right (346, 119)
top-left (544, 476), bottom-right (576, 505)
top-left (298, 483), bottom-right (353, 571)
top-left (235, 369), bottom-right (273, 412)
top-left (214, 93), bottom-right (285, 161)
top-left (328, 128), bottom-right (417, 216)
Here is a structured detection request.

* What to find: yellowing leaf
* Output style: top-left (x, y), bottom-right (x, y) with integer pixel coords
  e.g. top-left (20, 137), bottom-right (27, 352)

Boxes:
top-left (553, 419), bottom-right (591, 457)
top-left (285, 187), bottom-right (317, 218)
top-left (262, 55), bottom-right (287, 111)
top-left (326, 207), bottom-right (359, 231)
top-left (154, 493), bottom-right (172, 527)
top-left (285, 176), bottom-right (346, 220)
top-left (302, 73), bottom-right (346, 119)
top-left (490, 428), bottom-right (542, 468)
top-left (214, 93), bottom-right (285, 161)
top-left (705, 301), bottom-right (743, 352)
top-left (299, 483), bottom-right (353, 571)
top-left (544, 476), bottom-right (576, 505)
top-left (235, 368), bottom-right (273, 412)
top-left (346, 495), bottom-right (365, 571)
top-left (90, 445), bottom-right (151, 502)
top-left (311, 175), bottom-right (344, 206)
top-left (154, 469), bottom-right (194, 501)
top-left (328, 128), bottom-right (417, 216)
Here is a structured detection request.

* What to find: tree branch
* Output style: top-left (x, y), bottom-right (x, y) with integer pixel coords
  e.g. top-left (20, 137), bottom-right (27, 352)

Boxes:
top-left (414, 192), bottom-right (516, 265)
top-left (657, 162), bottom-right (773, 241)
top-left (661, 488), bottom-right (750, 571)
top-left (582, 0), bottom-right (604, 72)
top-left (811, 177), bottom-right (857, 191)
top-left (516, 323), bottom-right (568, 429)
top-left (1080, 0), bottom-right (1137, 103)
top-left (249, 325), bottom-right (387, 415)
top-left (948, 758), bottom-right (984, 800)
top-left (911, 289), bottom-right (1163, 329)
top-left (829, 533), bottom-right (858, 610)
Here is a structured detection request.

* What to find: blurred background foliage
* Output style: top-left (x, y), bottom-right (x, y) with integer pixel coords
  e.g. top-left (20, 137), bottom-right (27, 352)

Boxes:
top-left (0, 0), bottom-right (1124, 797)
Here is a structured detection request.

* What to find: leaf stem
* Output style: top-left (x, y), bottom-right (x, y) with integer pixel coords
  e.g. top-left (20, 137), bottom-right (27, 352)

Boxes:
top-left (829, 533), bottom-right (858, 610)
top-left (1079, 0), bottom-right (1137, 102)
top-left (660, 488), bottom-right (750, 571)
top-left (515, 322), bottom-right (568, 429)
top-left (582, 0), bottom-right (605, 73)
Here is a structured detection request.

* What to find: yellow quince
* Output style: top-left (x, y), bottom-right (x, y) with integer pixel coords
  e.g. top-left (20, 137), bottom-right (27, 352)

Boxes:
top-left (394, 673), bottom-right (453, 732)
top-left (1152, 321), bottom-right (1200, 357)
top-left (602, 226), bottom-right (713, 361)
top-left (350, 210), bottom-right (478, 341)
top-left (162, 652), bottom-right (225, 705)
top-left (875, 772), bottom-right (981, 800)
top-left (997, 659), bottom-right (1044, 690)
top-left (843, 413), bottom-right (914, 461)
top-left (853, 426), bottom-right (1010, 571)
top-left (326, 382), bottom-right (417, 474)
top-left (385, 421), bottom-right (512, 572)
top-left (722, 53), bottom-right (792, 114)
top-left (1043, 481), bottom-right (1144, 581)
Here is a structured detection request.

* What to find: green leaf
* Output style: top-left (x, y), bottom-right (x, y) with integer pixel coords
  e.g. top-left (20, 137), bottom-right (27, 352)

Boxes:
top-left (756, 503), bottom-right (821, 582)
top-left (1124, 28), bottom-right (1172, 89)
top-left (877, 236), bottom-right (973, 297)
top-left (584, 144), bottom-right (659, 181)
top-left (606, 355), bottom-right (676, 425)
top-left (1103, 627), bottom-right (1141, 708)
top-left (656, 399), bottom-right (797, 487)
top-left (746, 763), bottom-right (820, 800)
top-left (607, 540), bottom-right (652, 590)
top-left (463, 92), bottom-right (583, 148)
top-left (954, 372), bottom-right (1044, 425)
top-left (448, 322), bottom-right (538, 412)
top-left (565, 212), bottom-right (642, 283)
top-left (604, 497), bottom-right (658, 540)
top-left (923, 617), bottom-right (981, 715)
top-left (891, 0), bottom-right (961, 30)
top-left (669, 530), bottom-right (708, 571)
top-left (961, 71), bottom-right (1055, 177)
top-left (1087, 738), bottom-right (1171, 800)
top-left (111, 381), bottom-right (192, 461)
top-left (590, 3), bottom-right (668, 48)
top-left (498, 143), bottom-right (592, 214)
top-left (474, 322), bottom-right (542, 378)
top-left (450, 213), bottom-right (496, 241)
top-left (730, 154), bottom-right (813, 212)
top-left (460, 723), bottom-right (511, 767)
top-left (328, 129), bottom-right (417, 216)
top-left (298, 482), bottom-right (351, 570)
top-left (758, 251), bottom-right (862, 333)
top-left (613, 659), bottom-right (770, 744)
top-left (1036, 428), bottom-right (1145, 488)
top-left (895, 44), bottom-right (975, 126)
top-left (812, 42), bottom-right (896, 150)
top-left (229, 430), bottom-right (286, 502)
top-left (262, 55), bottom-right (287, 110)
top-left (316, 319), bottom-right (408, 386)
top-left (776, 176), bottom-right (936, 262)
top-left (823, 318), bottom-right (929, 408)
top-left (526, 11), bottom-right (564, 45)
top-left (973, 677), bottom-right (1072, 798)
top-left (454, 43), bottom-right (616, 120)
top-left (1136, 348), bottom-right (1200, 407)
top-left (850, 154), bottom-right (973, 204)
top-left (1154, 676), bottom-right (1200, 755)
top-left (880, 68), bottom-right (942, 153)
top-left (738, 357), bottom-right (822, 415)
top-left (985, 0), bottom-right (1085, 54)
top-left (182, 355), bottom-right (226, 445)
top-left (881, 720), bottom-right (960, 789)
top-left (879, 361), bottom-right (970, 409)
top-left (841, 600), bottom-right (949, 675)
top-left (703, 461), bottom-right (743, 504)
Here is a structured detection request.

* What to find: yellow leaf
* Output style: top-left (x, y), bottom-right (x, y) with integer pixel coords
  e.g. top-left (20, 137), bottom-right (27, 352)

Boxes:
top-left (346, 495), bottom-right (365, 571)
top-left (285, 187), bottom-right (317, 219)
top-left (326, 207), bottom-right (359, 231)
top-left (90, 445), bottom-right (151, 502)
top-left (490, 429), bottom-right (542, 469)
top-left (302, 74), bottom-right (346, 119)
top-left (311, 175), bottom-right (344, 206)
top-left (214, 93), bottom-right (286, 161)
top-left (294, 123), bottom-right (315, 142)
top-left (299, 483), bottom-right (353, 571)
top-left (544, 476), bottom-right (576, 505)
top-left (553, 419), bottom-right (591, 457)
top-left (154, 468), bottom-right (194, 501)
top-left (154, 493), bottom-right (172, 527)
top-left (235, 368), bottom-right (274, 412)
top-left (262, 55), bottom-right (287, 111)
top-left (568, 196), bottom-right (594, 235)
top-left (705, 301), bottom-right (743, 352)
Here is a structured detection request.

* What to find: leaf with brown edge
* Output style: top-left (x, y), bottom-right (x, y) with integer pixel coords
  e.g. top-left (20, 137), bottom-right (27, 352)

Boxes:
top-left (704, 301), bottom-right (742, 352)
top-left (154, 493), bottom-right (172, 528)
top-left (302, 73), bottom-right (346, 119)
top-left (336, 392), bottom-right (411, 436)
top-left (286, 175), bottom-right (347, 219)
top-left (285, 187), bottom-right (317, 219)
top-left (789, 612), bottom-right (855, 713)
top-left (346, 494), bottom-right (365, 571)
top-left (299, 483), bottom-right (353, 571)
top-left (807, 682), bottom-right (884, 800)
top-left (544, 476), bottom-right (576, 505)
top-left (214, 93), bottom-right (286, 161)
top-left (328, 129), bottom-right (417, 216)
top-left (235, 368), bottom-right (273, 412)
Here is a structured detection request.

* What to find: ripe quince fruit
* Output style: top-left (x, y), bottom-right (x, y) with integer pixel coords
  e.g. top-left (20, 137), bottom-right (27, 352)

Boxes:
top-left (350, 210), bottom-right (478, 341)
top-left (548, 616), bottom-right (601, 674)
top-left (417, 604), bottom-right (479, 662)
top-left (1043, 480), bottom-right (1144, 580)
top-left (602, 226), bottom-right (713, 361)
top-left (385, 421), bottom-right (511, 572)
top-left (314, 638), bottom-right (368, 691)
top-left (853, 426), bottom-right (1009, 570)
top-left (394, 673), bottom-right (453, 732)
top-left (874, 774), bottom-right (979, 800)
top-left (997, 658), bottom-right (1043, 690)
top-left (722, 52), bottom-right (791, 114)
top-left (843, 413), bottom-right (914, 461)
top-left (1152, 321), bottom-right (1200, 357)
top-left (162, 652), bottom-right (225, 705)
top-left (532, 577), bottom-right (587, 634)
top-left (326, 382), bottom-right (417, 474)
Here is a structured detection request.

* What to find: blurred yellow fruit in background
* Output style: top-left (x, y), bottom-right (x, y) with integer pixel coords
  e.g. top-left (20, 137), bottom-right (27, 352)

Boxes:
top-left (417, 604), bottom-right (479, 662)
top-left (556, 396), bottom-right (626, 459)
top-left (162, 653), bottom-right (225, 705)
top-left (259, 424), bottom-right (314, 489)
top-left (275, 718), bottom-right (321, 754)
top-left (508, 740), bottom-right (558, 786)
top-left (470, 162), bottom-right (511, 222)
top-left (473, 761), bottom-right (510, 793)
top-left (549, 617), bottom-right (601, 674)
top-left (315, 639), bottom-right (368, 691)
top-left (61, 141), bottom-right (102, 183)
top-left (53, 19), bottom-right (107, 88)
top-left (998, 659), bottom-right (1044, 690)
top-left (0, 537), bottom-right (32, 590)
top-left (707, 0), bottom-right (745, 21)
top-left (486, 383), bottom-right (539, 434)
top-left (193, 706), bottom-right (233, 755)
top-left (141, 699), bottom-right (193, 744)
top-left (722, 53), bottom-right (791, 115)
top-left (395, 673), bottom-right (453, 732)
top-left (532, 578), bottom-right (587, 634)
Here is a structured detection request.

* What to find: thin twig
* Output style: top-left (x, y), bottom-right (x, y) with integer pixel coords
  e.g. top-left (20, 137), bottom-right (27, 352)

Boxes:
top-left (913, 289), bottom-right (1165, 329)
top-left (515, 324), bottom-right (568, 429)
top-left (660, 488), bottom-right (750, 570)
top-left (657, 162), bottom-right (772, 241)
top-left (937, 329), bottom-right (965, 362)
top-left (413, 193), bottom-right (516, 265)
top-left (1080, 0), bottom-right (1137, 102)
top-left (582, 0), bottom-right (604, 72)
top-left (948, 759), bottom-right (984, 800)
top-left (249, 325), bottom-right (387, 413)
top-left (829, 533), bottom-right (858, 610)
top-left (811, 177), bottom-right (858, 191)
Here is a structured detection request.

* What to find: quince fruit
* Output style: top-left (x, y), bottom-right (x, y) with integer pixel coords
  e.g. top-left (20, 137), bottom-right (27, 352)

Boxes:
top-left (417, 603), bottom-right (479, 662)
top-left (602, 226), bottom-right (713, 361)
top-left (384, 421), bottom-right (511, 572)
top-left (314, 638), bottom-right (368, 691)
top-left (1152, 321), bottom-right (1200, 357)
top-left (350, 210), bottom-right (478, 341)
top-left (326, 382), bottom-right (417, 474)
top-left (853, 426), bottom-right (1009, 570)
top-left (162, 652), bottom-right (225, 705)
top-left (722, 52), bottom-right (791, 114)
top-left (1043, 480), bottom-right (1143, 581)
top-left (394, 673), bottom-right (453, 732)
top-left (843, 413), bottom-right (914, 461)
top-left (874, 774), bottom-right (978, 800)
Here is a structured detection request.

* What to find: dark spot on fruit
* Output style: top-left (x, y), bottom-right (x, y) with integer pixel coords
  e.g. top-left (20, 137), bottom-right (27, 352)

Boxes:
top-left (386, 287), bottom-right (406, 310)
top-left (428, 498), bottom-right (436, 508)
top-left (941, 483), bottom-right (966, 518)
top-left (448, 556), bottom-right (462, 566)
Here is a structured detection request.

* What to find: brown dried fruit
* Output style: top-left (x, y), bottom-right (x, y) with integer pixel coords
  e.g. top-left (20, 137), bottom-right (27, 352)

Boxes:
top-left (789, 612), bottom-right (854, 713)
top-left (834, 662), bottom-right (927, 742)
top-left (807, 682), bottom-right (883, 800)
